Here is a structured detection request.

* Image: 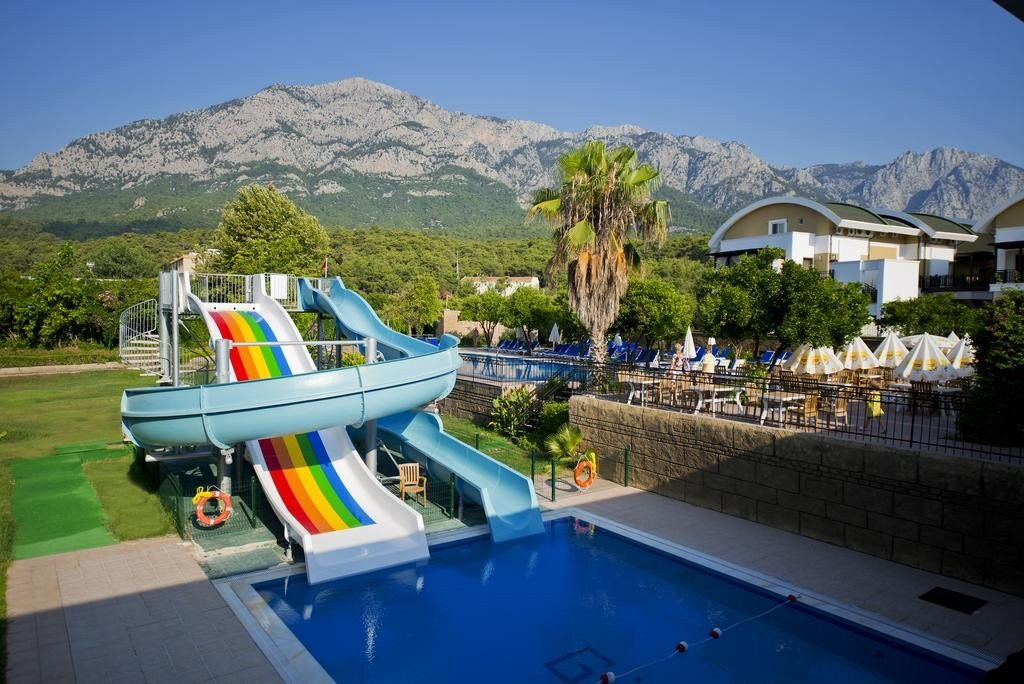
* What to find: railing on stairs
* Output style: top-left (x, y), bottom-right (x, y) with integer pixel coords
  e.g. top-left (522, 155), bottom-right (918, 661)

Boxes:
top-left (118, 299), bottom-right (162, 375)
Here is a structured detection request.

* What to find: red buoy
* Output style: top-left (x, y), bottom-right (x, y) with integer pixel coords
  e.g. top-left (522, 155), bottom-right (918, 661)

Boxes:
top-left (676, 641), bottom-right (689, 653)
top-left (600, 673), bottom-right (616, 683)
top-left (709, 627), bottom-right (722, 639)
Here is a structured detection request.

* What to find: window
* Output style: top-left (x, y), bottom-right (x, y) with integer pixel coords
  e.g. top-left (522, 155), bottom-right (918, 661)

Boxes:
top-left (768, 219), bottom-right (788, 235)
top-left (803, 258), bottom-right (813, 269)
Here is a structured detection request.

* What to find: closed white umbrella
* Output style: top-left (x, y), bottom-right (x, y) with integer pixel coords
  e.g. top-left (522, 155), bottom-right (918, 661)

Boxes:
top-left (789, 346), bottom-right (844, 376)
top-left (548, 322), bottom-right (560, 346)
top-left (902, 333), bottom-right (954, 349)
top-left (947, 331), bottom-right (960, 345)
top-left (840, 337), bottom-right (879, 371)
top-left (782, 344), bottom-right (812, 371)
top-left (875, 330), bottom-right (909, 368)
top-left (683, 326), bottom-right (697, 359)
top-left (612, 333), bottom-right (623, 347)
top-left (894, 333), bottom-right (952, 381)
top-left (945, 337), bottom-right (975, 378)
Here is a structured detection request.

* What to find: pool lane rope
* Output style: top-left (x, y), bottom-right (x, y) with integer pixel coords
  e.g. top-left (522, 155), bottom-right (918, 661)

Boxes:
top-left (596, 594), bottom-right (800, 683)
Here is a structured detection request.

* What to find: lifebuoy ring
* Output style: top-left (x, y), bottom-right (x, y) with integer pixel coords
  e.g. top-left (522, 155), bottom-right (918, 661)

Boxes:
top-left (574, 457), bottom-right (596, 489)
top-left (193, 488), bottom-right (232, 527)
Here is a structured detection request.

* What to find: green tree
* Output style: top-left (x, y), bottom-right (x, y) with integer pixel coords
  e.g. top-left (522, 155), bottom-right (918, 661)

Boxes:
top-left (614, 278), bottom-right (695, 362)
top-left (212, 184), bottom-right (329, 275)
top-left (529, 141), bottom-right (670, 362)
top-left (878, 294), bottom-right (982, 339)
top-left (775, 261), bottom-right (870, 352)
top-left (458, 290), bottom-right (507, 346)
top-left (959, 291), bottom-right (1024, 447)
top-left (13, 244), bottom-right (94, 347)
top-left (698, 249), bottom-right (784, 355)
top-left (500, 286), bottom-right (555, 347)
top-left (385, 275), bottom-right (443, 335)
top-left (551, 290), bottom-right (587, 344)
top-left (90, 241), bottom-right (158, 279)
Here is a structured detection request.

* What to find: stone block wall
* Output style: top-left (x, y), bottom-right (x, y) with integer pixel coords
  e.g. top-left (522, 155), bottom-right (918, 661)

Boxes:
top-left (570, 395), bottom-right (1024, 595)
top-left (436, 378), bottom-right (505, 425)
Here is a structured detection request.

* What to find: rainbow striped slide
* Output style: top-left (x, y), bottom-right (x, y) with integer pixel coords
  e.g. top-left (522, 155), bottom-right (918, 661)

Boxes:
top-left (208, 310), bottom-right (373, 535)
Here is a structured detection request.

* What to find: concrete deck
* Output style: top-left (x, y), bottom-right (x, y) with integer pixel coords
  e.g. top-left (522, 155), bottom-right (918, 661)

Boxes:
top-left (5, 537), bottom-right (280, 683)
top-left (544, 479), bottom-right (1024, 660)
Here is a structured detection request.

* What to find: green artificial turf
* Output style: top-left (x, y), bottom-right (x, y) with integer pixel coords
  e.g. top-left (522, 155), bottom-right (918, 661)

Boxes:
top-left (440, 414), bottom-right (535, 475)
top-left (9, 453), bottom-right (117, 559)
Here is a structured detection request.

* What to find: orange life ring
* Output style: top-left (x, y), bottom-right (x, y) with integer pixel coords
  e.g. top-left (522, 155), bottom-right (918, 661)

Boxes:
top-left (574, 458), bottom-right (596, 489)
top-left (194, 490), bottom-right (232, 527)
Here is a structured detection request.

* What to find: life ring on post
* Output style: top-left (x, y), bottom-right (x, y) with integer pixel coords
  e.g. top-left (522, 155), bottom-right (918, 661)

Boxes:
top-left (192, 487), bottom-right (232, 527)
top-left (573, 452), bottom-right (597, 489)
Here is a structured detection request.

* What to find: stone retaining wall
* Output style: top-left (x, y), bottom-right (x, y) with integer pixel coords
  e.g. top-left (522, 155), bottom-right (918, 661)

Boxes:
top-left (436, 378), bottom-right (506, 424)
top-left (570, 395), bottom-right (1024, 595)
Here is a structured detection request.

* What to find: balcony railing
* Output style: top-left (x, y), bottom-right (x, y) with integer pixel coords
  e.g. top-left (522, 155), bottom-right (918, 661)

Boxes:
top-left (861, 284), bottom-right (878, 303)
top-left (992, 269), bottom-right (1023, 285)
top-left (919, 274), bottom-right (991, 292)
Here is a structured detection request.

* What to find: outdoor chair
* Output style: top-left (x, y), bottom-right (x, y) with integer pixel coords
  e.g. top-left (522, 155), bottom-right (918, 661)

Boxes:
top-left (909, 381), bottom-right (939, 416)
top-left (785, 392), bottom-right (818, 427)
top-left (398, 462), bottom-right (428, 507)
top-left (821, 394), bottom-right (849, 429)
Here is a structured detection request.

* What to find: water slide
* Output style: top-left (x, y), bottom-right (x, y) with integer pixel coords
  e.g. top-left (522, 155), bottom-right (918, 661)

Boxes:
top-left (121, 276), bottom-right (464, 583)
top-left (298, 277), bottom-right (544, 542)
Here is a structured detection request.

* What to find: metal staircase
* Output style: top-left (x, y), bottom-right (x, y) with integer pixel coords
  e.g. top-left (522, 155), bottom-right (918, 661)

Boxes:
top-left (119, 299), bottom-right (163, 375)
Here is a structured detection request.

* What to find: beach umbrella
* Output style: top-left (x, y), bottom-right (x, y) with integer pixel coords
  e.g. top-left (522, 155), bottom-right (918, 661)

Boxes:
top-left (683, 326), bottom-right (697, 359)
top-left (548, 322), bottom-right (560, 346)
top-left (894, 333), bottom-right (952, 381)
top-left (787, 345), bottom-right (844, 375)
top-left (947, 331), bottom-right (960, 345)
top-left (945, 337), bottom-right (975, 378)
top-left (901, 333), bottom-right (954, 349)
top-left (839, 337), bottom-right (879, 371)
top-left (612, 333), bottom-right (623, 347)
top-left (874, 330), bottom-right (909, 368)
top-left (782, 344), bottom-right (811, 371)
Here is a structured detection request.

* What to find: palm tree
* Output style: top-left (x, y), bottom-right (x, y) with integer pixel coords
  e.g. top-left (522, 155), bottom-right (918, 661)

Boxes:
top-left (528, 140), bottom-right (670, 362)
top-left (544, 424), bottom-right (583, 476)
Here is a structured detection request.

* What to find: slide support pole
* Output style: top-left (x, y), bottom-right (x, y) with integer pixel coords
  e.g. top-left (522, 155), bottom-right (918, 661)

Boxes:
top-left (363, 337), bottom-right (378, 474)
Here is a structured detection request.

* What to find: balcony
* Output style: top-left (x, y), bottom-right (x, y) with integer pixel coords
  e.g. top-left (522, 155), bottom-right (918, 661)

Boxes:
top-left (992, 269), bottom-right (1023, 284)
top-left (919, 274), bottom-right (991, 292)
top-left (861, 284), bottom-right (878, 303)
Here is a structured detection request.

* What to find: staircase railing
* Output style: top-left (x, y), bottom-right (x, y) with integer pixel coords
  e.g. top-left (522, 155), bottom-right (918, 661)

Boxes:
top-left (118, 298), bottom-right (162, 375)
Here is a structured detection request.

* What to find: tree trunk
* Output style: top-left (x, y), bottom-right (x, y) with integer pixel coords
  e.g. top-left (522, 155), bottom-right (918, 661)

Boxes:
top-left (590, 329), bottom-right (607, 364)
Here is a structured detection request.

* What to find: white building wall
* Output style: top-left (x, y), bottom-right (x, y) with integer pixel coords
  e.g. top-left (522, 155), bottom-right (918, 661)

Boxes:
top-left (830, 235), bottom-right (870, 262)
top-left (898, 242), bottom-right (919, 261)
top-left (832, 258), bottom-right (920, 318)
top-left (717, 231), bottom-right (816, 262)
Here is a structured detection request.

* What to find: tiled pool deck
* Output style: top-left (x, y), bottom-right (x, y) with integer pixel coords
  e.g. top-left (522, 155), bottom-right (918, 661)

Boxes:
top-left (7, 482), bottom-right (1023, 682)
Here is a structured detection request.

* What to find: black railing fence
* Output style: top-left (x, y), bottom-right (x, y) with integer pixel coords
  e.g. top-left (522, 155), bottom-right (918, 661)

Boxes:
top-left (457, 352), bottom-right (1022, 464)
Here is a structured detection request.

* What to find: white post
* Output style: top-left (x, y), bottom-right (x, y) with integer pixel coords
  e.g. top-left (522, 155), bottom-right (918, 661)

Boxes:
top-left (214, 338), bottom-right (233, 493)
top-left (363, 337), bottom-right (378, 474)
top-left (170, 270), bottom-right (180, 387)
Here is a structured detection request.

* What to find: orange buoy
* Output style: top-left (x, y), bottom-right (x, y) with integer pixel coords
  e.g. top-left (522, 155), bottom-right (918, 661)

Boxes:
top-left (573, 458), bottom-right (596, 489)
top-left (194, 489), bottom-right (232, 527)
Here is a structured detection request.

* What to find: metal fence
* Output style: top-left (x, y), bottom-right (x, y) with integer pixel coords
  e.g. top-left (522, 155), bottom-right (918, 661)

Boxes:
top-left (456, 352), bottom-right (1022, 464)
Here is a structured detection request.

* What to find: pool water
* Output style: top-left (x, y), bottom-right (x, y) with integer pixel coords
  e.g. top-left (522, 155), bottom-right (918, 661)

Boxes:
top-left (459, 353), bottom-right (582, 382)
top-left (256, 518), bottom-right (982, 683)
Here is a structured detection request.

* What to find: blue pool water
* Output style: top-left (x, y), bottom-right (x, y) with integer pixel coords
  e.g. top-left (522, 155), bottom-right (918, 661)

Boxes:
top-left (256, 518), bottom-right (982, 683)
top-left (458, 352), bottom-right (584, 382)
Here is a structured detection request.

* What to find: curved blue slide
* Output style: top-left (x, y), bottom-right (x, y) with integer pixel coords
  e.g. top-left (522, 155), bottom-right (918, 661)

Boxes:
top-left (299, 277), bottom-right (543, 542)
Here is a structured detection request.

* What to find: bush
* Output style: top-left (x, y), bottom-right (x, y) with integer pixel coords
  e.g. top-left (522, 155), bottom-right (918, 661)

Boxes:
top-left (488, 387), bottom-right (534, 438)
top-left (340, 351), bottom-right (365, 366)
top-left (537, 401), bottom-right (569, 437)
top-left (959, 291), bottom-right (1024, 447)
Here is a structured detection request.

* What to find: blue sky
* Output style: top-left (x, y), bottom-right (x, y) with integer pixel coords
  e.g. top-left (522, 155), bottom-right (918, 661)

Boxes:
top-left (1, 0), bottom-right (1022, 170)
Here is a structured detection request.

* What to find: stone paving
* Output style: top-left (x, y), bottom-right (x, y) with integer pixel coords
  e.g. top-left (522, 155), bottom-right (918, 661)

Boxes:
top-left (5, 536), bottom-right (281, 683)
top-left (546, 480), bottom-right (1024, 660)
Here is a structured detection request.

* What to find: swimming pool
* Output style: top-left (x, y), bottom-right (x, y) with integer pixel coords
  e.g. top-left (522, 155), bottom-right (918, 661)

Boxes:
top-left (458, 352), bottom-right (584, 382)
top-left (251, 515), bottom-right (984, 683)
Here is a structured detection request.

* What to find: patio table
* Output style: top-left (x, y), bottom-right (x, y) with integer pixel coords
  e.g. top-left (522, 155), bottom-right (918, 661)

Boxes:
top-left (696, 384), bottom-right (744, 415)
top-left (759, 392), bottom-right (805, 425)
top-left (625, 379), bottom-right (659, 407)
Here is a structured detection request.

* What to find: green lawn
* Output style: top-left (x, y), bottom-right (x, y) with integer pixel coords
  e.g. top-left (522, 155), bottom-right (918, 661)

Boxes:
top-left (0, 345), bottom-right (120, 368)
top-left (440, 414), bottom-right (535, 476)
top-left (83, 456), bottom-right (173, 540)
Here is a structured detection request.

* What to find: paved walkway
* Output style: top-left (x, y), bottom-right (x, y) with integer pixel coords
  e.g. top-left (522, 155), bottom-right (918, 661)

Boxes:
top-left (5, 537), bottom-right (280, 683)
top-left (0, 362), bottom-right (123, 377)
top-left (545, 480), bottom-right (1024, 660)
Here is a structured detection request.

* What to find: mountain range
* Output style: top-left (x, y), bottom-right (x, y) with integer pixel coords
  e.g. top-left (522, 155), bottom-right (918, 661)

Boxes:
top-left (2, 77), bottom-right (1022, 238)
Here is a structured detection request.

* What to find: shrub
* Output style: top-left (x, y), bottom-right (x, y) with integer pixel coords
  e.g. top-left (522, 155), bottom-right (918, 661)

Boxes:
top-left (537, 401), bottom-right (569, 437)
top-left (959, 291), bottom-right (1024, 447)
top-left (488, 387), bottom-right (534, 438)
top-left (340, 351), bottom-right (365, 366)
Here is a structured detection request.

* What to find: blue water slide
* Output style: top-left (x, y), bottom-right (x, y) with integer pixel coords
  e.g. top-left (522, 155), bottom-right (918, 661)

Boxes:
top-left (299, 277), bottom-right (543, 542)
top-left (374, 412), bottom-right (543, 542)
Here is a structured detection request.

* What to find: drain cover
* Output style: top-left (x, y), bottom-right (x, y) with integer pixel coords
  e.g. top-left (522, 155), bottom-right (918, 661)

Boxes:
top-left (918, 587), bottom-right (987, 614)
top-left (545, 647), bottom-right (614, 684)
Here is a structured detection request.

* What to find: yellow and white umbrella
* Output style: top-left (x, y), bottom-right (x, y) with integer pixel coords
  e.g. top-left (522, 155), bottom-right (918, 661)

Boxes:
top-left (894, 333), bottom-right (952, 381)
top-left (946, 331), bottom-right (960, 345)
top-left (786, 345), bottom-right (844, 375)
top-left (839, 337), bottom-right (879, 371)
top-left (682, 326), bottom-right (697, 359)
top-left (874, 330), bottom-right (909, 368)
top-left (901, 333), bottom-right (955, 349)
top-left (945, 337), bottom-right (975, 378)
